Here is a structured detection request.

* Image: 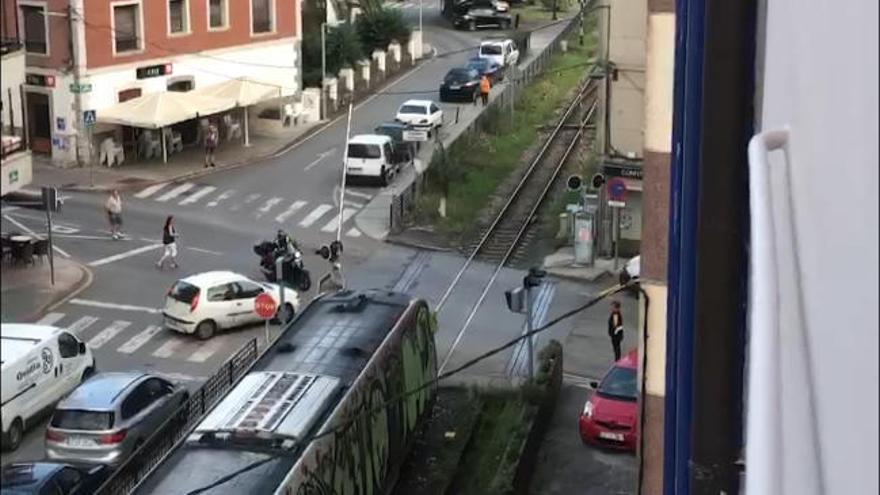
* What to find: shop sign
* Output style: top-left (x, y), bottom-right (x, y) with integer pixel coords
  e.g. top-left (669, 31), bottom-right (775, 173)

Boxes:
top-left (602, 158), bottom-right (643, 180)
top-left (136, 63), bottom-right (173, 79)
top-left (25, 73), bottom-right (55, 87)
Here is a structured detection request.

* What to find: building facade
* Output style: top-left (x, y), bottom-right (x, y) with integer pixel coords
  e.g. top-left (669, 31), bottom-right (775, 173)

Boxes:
top-left (16, 0), bottom-right (301, 167)
top-left (2, 0), bottom-right (33, 196)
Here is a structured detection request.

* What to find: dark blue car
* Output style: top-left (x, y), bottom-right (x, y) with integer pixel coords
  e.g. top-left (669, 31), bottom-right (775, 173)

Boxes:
top-left (439, 67), bottom-right (482, 102)
top-left (1, 462), bottom-right (111, 495)
top-left (466, 56), bottom-right (504, 83)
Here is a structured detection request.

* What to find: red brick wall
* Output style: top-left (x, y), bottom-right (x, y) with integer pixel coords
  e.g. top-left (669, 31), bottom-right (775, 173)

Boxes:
top-left (83, 0), bottom-right (299, 69)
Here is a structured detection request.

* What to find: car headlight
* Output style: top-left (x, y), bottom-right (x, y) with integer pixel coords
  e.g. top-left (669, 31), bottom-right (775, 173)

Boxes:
top-left (420, 119), bottom-right (428, 123)
top-left (465, 81), bottom-right (477, 86)
top-left (583, 401), bottom-right (593, 417)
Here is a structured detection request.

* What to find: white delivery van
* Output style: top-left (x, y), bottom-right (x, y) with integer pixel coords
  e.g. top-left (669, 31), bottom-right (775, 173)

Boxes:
top-left (345, 134), bottom-right (399, 186)
top-left (1, 324), bottom-right (95, 451)
top-left (479, 39), bottom-right (519, 68)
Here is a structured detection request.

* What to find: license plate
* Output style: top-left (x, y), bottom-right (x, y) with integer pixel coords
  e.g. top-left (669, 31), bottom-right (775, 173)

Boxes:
top-left (598, 431), bottom-right (624, 441)
top-left (450, 85), bottom-right (461, 90)
top-left (67, 436), bottom-right (95, 447)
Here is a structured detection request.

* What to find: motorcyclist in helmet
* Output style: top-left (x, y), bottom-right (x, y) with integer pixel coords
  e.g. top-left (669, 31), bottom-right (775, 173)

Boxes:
top-left (275, 229), bottom-right (299, 257)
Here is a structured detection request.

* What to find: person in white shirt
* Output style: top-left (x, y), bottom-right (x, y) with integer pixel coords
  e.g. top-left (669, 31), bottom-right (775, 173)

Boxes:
top-left (105, 190), bottom-right (124, 240)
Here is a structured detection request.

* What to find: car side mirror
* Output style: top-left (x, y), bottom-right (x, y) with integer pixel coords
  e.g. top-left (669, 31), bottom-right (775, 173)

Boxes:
top-left (78, 342), bottom-right (87, 354)
top-left (589, 380), bottom-right (599, 389)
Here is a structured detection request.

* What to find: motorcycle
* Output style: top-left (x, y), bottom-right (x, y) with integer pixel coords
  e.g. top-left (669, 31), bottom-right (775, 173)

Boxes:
top-left (253, 240), bottom-right (312, 292)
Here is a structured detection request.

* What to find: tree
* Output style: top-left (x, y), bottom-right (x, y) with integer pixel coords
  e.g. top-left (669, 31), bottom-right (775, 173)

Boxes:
top-left (356, 7), bottom-right (411, 53)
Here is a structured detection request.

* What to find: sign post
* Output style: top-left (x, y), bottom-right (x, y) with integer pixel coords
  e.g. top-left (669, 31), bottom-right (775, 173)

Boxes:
top-left (606, 178), bottom-right (627, 269)
top-left (254, 292), bottom-right (278, 345)
top-left (83, 110), bottom-right (96, 187)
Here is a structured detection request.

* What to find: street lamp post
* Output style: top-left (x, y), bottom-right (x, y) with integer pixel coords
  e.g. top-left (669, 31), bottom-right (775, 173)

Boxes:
top-left (321, 22), bottom-right (327, 120)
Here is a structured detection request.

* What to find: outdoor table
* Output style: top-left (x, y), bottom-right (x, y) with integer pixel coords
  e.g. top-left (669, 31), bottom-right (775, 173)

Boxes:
top-left (9, 236), bottom-right (35, 266)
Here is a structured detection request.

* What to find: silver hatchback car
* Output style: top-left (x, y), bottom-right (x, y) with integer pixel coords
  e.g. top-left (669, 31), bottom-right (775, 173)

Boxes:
top-left (45, 372), bottom-right (189, 466)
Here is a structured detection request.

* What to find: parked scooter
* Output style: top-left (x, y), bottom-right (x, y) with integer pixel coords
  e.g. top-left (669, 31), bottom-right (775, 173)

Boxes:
top-left (253, 239), bottom-right (312, 292)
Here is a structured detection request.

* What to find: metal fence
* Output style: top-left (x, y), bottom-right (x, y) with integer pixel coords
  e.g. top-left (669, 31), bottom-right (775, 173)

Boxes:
top-left (95, 339), bottom-right (260, 495)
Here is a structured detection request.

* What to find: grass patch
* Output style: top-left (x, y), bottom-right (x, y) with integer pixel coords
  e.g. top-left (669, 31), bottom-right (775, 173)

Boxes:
top-left (512, 1), bottom-right (575, 26)
top-left (419, 28), bottom-right (599, 237)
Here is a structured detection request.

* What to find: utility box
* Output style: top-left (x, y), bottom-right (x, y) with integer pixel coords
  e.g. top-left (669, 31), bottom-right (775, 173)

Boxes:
top-left (573, 212), bottom-right (595, 265)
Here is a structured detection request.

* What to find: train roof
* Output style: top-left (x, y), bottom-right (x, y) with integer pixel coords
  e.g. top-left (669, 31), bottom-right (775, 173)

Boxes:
top-left (134, 290), bottom-right (416, 495)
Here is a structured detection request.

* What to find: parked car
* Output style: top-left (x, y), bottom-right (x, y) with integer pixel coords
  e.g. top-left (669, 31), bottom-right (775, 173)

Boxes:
top-left (466, 56), bottom-right (504, 83)
top-left (440, 67), bottom-right (482, 102)
top-left (346, 134), bottom-right (401, 186)
top-left (1, 324), bottom-right (96, 452)
top-left (45, 372), bottom-right (189, 467)
top-left (163, 271), bottom-right (301, 340)
top-left (619, 255), bottom-right (640, 288)
top-left (451, 0), bottom-right (509, 15)
top-left (454, 7), bottom-right (513, 30)
top-left (479, 38), bottom-right (520, 68)
top-left (374, 121), bottom-right (417, 164)
top-left (395, 99), bottom-right (444, 137)
top-left (578, 350), bottom-right (638, 452)
top-left (1, 462), bottom-right (111, 495)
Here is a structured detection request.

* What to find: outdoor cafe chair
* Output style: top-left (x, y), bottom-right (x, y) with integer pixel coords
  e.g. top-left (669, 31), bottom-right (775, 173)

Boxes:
top-left (11, 239), bottom-right (34, 267)
top-left (100, 137), bottom-right (125, 167)
top-left (139, 130), bottom-right (162, 159)
top-left (32, 238), bottom-right (49, 264)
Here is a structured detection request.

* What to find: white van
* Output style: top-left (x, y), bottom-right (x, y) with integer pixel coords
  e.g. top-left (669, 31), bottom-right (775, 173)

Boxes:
top-left (479, 39), bottom-right (519, 68)
top-left (1, 324), bottom-right (95, 451)
top-left (345, 134), bottom-right (399, 186)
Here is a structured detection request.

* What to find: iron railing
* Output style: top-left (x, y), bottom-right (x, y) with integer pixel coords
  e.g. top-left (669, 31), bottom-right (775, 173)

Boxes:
top-left (95, 338), bottom-right (260, 495)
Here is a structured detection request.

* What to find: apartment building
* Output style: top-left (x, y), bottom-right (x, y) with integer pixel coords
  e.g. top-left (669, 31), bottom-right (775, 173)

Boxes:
top-left (15, 0), bottom-right (301, 167)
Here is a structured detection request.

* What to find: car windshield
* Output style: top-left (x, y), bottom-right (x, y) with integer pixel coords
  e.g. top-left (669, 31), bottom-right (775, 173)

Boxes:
top-left (467, 59), bottom-right (490, 70)
top-left (481, 44), bottom-right (503, 55)
top-left (597, 366), bottom-right (637, 401)
top-left (51, 409), bottom-right (115, 430)
top-left (169, 281), bottom-right (199, 304)
top-left (446, 69), bottom-right (473, 80)
top-left (399, 105), bottom-right (427, 114)
top-left (348, 143), bottom-right (382, 159)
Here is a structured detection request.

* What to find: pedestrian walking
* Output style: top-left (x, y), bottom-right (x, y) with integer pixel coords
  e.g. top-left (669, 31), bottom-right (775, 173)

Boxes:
top-left (156, 215), bottom-right (179, 270)
top-left (204, 122), bottom-right (218, 168)
top-left (105, 190), bottom-right (124, 240)
top-left (479, 74), bottom-right (491, 106)
top-left (608, 300), bottom-right (624, 361)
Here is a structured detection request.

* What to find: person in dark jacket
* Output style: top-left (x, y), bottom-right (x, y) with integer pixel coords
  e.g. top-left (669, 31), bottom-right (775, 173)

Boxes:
top-left (608, 300), bottom-right (624, 361)
top-left (156, 215), bottom-right (179, 269)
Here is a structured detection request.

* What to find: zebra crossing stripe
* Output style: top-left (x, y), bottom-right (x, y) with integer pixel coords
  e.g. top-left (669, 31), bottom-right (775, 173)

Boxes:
top-left (66, 316), bottom-right (100, 336)
top-left (35, 312), bottom-right (65, 326)
top-left (186, 338), bottom-right (225, 363)
top-left (88, 320), bottom-right (132, 349)
top-left (135, 183), bottom-right (168, 199)
top-left (346, 190), bottom-right (373, 200)
top-left (346, 228), bottom-right (362, 238)
top-left (116, 325), bottom-right (164, 354)
top-left (179, 186), bottom-right (217, 205)
top-left (299, 204), bottom-right (334, 227)
top-left (275, 200), bottom-right (307, 223)
top-left (156, 183), bottom-right (195, 202)
top-left (320, 208), bottom-right (358, 233)
top-left (257, 197), bottom-right (284, 213)
top-left (231, 193), bottom-right (261, 211)
top-left (151, 336), bottom-right (189, 358)
top-left (206, 189), bottom-right (236, 208)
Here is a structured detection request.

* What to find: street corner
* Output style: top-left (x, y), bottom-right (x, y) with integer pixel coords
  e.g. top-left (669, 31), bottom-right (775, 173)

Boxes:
top-left (1, 256), bottom-right (94, 323)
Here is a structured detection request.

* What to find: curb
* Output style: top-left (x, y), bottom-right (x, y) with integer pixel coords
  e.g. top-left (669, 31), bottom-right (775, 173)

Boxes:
top-left (385, 236), bottom-right (455, 252)
top-left (543, 267), bottom-right (612, 284)
top-left (25, 260), bottom-right (95, 323)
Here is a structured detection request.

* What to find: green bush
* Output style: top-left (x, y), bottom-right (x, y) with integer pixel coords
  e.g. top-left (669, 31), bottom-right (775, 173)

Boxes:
top-left (539, 0), bottom-right (570, 12)
top-left (356, 7), bottom-right (411, 53)
top-left (327, 22), bottom-right (364, 72)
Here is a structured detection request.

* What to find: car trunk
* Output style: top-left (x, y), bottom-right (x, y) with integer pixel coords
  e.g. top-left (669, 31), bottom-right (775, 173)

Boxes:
top-left (47, 409), bottom-right (120, 455)
top-left (164, 281), bottom-right (200, 321)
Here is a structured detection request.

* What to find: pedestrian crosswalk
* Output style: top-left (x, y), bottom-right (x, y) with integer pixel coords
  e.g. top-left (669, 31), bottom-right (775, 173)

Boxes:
top-left (34, 311), bottom-right (262, 365)
top-left (134, 181), bottom-right (376, 239)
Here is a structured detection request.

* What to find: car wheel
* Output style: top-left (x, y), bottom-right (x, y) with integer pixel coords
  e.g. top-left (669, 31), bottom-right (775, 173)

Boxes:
top-left (380, 167), bottom-right (389, 187)
top-left (277, 302), bottom-right (296, 324)
top-left (195, 320), bottom-right (216, 340)
top-left (3, 418), bottom-right (23, 452)
top-left (468, 20), bottom-right (476, 31)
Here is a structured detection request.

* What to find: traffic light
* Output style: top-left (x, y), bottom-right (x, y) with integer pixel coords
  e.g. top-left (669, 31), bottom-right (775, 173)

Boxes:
top-left (590, 173), bottom-right (605, 190)
top-left (505, 287), bottom-right (525, 314)
top-left (316, 241), bottom-right (344, 262)
top-left (566, 174), bottom-right (583, 191)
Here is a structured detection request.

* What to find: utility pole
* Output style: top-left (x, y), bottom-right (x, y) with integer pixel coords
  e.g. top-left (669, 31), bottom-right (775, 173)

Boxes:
top-left (336, 103), bottom-right (353, 242)
top-left (321, 22), bottom-right (327, 120)
top-left (68, 4), bottom-right (86, 167)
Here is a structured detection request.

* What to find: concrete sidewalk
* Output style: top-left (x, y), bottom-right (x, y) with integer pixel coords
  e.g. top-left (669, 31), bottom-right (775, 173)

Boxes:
top-left (0, 257), bottom-right (93, 323)
top-left (355, 16), bottom-right (579, 241)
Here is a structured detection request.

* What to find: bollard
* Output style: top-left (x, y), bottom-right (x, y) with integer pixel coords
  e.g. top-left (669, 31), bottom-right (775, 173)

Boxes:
top-left (456, 106), bottom-right (460, 124)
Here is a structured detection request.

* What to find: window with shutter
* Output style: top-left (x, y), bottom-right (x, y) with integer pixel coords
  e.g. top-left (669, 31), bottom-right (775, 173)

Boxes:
top-left (21, 5), bottom-right (47, 54)
top-left (113, 4), bottom-right (139, 53)
top-left (169, 0), bottom-right (187, 34)
top-left (252, 0), bottom-right (273, 34)
top-left (209, 0), bottom-right (226, 29)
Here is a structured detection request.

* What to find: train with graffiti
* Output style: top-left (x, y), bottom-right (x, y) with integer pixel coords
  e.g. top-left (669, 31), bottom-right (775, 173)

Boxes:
top-left (132, 289), bottom-right (438, 495)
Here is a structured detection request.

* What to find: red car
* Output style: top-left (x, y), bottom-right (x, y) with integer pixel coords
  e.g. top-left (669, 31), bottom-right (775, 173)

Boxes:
top-left (579, 350), bottom-right (639, 451)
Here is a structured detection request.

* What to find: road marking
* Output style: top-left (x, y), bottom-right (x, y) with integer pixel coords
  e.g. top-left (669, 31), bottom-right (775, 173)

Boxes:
top-left (69, 298), bottom-right (161, 314)
top-left (135, 183), bottom-right (168, 198)
top-left (304, 148), bottom-right (337, 171)
top-left (257, 197), bottom-right (284, 214)
top-left (186, 246), bottom-right (223, 255)
top-left (36, 312), bottom-right (65, 326)
top-left (155, 183), bottom-right (195, 202)
top-left (343, 199), bottom-right (365, 208)
top-left (206, 189), bottom-right (236, 208)
top-left (116, 325), bottom-right (164, 354)
top-left (88, 243), bottom-right (163, 267)
top-left (186, 338), bottom-right (225, 362)
top-left (275, 200), bottom-right (307, 223)
top-left (66, 316), bottom-right (100, 336)
top-left (298, 204), bottom-right (334, 227)
top-left (231, 193), bottom-right (261, 211)
top-left (320, 208), bottom-right (357, 233)
top-left (1, 205), bottom-right (20, 212)
top-left (2, 214), bottom-right (70, 258)
top-left (152, 336), bottom-right (189, 358)
top-left (346, 190), bottom-right (373, 200)
top-left (88, 320), bottom-right (132, 349)
top-left (346, 228), bottom-right (362, 238)
top-left (179, 186), bottom-right (217, 205)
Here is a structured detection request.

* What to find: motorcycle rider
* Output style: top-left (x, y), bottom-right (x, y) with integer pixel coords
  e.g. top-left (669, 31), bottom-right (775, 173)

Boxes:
top-left (275, 229), bottom-right (298, 257)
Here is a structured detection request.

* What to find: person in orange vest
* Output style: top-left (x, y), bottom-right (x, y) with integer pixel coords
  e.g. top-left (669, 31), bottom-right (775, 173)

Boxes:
top-left (479, 74), bottom-right (491, 106)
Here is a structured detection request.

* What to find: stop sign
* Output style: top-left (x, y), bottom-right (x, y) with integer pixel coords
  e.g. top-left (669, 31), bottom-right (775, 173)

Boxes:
top-left (254, 293), bottom-right (277, 320)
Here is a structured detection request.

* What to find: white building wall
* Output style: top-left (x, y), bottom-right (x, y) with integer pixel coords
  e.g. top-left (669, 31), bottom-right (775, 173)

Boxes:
top-left (750, 1), bottom-right (878, 494)
top-left (1, 50), bottom-right (26, 131)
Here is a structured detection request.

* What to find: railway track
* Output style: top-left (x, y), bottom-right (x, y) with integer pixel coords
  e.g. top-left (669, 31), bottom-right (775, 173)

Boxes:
top-left (437, 75), bottom-right (600, 372)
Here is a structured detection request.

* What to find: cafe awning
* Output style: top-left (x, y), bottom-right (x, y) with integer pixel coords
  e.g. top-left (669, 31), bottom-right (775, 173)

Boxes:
top-left (97, 91), bottom-right (236, 129)
top-left (194, 78), bottom-right (282, 146)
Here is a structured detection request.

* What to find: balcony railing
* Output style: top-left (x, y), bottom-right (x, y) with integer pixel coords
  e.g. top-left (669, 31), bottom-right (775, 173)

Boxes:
top-left (0, 37), bottom-right (22, 56)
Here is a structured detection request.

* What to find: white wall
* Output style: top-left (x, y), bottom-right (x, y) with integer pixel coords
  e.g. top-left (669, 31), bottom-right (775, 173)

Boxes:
top-left (1, 50), bottom-right (25, 132)
top-left (754, 1), bottom-right (878, 493)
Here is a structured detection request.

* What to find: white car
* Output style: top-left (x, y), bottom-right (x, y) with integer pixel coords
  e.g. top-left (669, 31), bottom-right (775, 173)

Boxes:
top-left (479, 39), bottom-right (519, 68)
top-left (491, 0), bottom-right (509, 12)
top-left (162, 271), bottom-right (301, 340)
top-left (395, 99), bottom-right (443, 137)
top-left (345, 134), bottom-right (399, 186)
